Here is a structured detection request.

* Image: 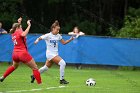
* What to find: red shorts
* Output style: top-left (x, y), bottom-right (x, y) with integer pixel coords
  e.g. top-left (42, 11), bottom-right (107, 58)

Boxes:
top-left (12, 51), bottom-right (32, 63)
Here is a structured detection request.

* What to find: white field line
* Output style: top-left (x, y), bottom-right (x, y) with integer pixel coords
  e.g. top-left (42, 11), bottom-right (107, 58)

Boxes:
top-left (0, 86), bottom-right (66, 93)
top-left (0, 85), bottom-right (114, 93)
top-left (0, 86), bottom-right (139, 93)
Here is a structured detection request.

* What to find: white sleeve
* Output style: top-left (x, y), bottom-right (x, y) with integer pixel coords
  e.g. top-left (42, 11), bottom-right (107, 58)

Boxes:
top-left (59, 34), bottom-right (62, 40)
top-left (79, 32), bottom-right (85, 35)
top-left (41, 34), bottom-right (49, 40)
top-left (68, 32), bottom-right (76, 35)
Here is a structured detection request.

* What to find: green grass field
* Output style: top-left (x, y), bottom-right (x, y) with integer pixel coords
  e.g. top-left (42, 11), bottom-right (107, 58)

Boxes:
top-left (0, 63), bottom-right (140, 93)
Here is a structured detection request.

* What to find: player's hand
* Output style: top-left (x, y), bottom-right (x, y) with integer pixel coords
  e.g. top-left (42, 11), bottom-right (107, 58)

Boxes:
top-left (27, 20), bottom-right (31, 26)
top-left (75, 34), bottom-right (79, 38)
top-left (34, 38), bottom-right (39, 44)
top-left (70, 36), bottom-right (74, 41)
top-left (18, 17), bottom-right (22, 24)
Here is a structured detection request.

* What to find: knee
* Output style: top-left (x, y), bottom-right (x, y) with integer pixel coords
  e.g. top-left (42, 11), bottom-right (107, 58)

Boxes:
top-left (46, 64), bottom-right (51, 68)
top-left (12, 64), bottom-right (19, 69)
top-left (30, 64), bottom-right (38, 70)
top-left (32, 66), bottom-right (38, 70)
top-left (58, 59), bottom-right (66, 66)
top-left (13, 66), bottom-right (18, 69)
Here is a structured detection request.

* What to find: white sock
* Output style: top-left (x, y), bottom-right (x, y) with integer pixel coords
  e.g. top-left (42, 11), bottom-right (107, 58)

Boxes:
top-left (58, 59), bottom-right (66, 80)
top-left (39, 65), bottom-right (48, 74)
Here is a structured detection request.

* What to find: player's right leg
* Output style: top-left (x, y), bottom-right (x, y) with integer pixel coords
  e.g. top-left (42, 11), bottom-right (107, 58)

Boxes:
top-left (0, 61), bottom-right (19, 82)
top-left (25, 58), bottom-right (42, 84)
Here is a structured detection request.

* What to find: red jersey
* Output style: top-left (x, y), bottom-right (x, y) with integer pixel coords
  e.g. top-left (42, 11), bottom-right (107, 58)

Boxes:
top-left (12, 28), bottom-right (28, 52)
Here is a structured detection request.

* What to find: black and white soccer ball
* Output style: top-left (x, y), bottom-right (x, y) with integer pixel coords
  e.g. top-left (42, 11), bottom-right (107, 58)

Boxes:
top-left (86, 78), bottom-right (96, 86)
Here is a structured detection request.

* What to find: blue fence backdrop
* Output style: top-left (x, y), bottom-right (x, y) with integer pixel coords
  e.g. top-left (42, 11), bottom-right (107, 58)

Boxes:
top-left (0, 34), bottom-right (140, 67)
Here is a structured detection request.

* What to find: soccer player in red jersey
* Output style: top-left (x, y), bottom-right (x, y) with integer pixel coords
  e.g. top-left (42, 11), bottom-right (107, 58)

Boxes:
top-left (0, 19), bottom-right (42, 84)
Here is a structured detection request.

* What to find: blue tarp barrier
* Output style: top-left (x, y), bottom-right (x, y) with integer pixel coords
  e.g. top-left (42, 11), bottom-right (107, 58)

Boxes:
top-left (0, 34), bottom-right (140, 67)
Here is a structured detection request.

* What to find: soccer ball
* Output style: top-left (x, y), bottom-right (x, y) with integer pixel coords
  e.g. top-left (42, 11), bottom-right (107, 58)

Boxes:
top-left (86, 78), bottom-right (96, 86)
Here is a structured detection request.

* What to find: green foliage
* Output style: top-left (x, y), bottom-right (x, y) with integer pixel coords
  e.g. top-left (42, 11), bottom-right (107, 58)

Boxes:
top-left (78, 20), bottom-right (98, 35)
top-left (117, 16), bottom-right (140, 38)
top-left (128, 7), bottom-right (140, 17)
top-left (61, 23), bottom-right (73, 34)
top-left (110, 8), bottom-right (140, 38)
top-left (0, 12), bottom-right (16, 31)
top-left (108, 27), bottom-right (117, 37)
top-left (0, 0), bottom-right (22, 31)
top-left (62, 20), bottom-right (100, 35)
top-left (1, 0), bottom-right (140, 35)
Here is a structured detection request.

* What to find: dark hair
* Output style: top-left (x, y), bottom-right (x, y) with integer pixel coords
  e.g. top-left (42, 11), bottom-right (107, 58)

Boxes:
top-left (51, 20), bottom-right (59, 31)
top-left (10, 23), bottom-right (20, 34)
top-left (73, 26), bottom-right (80, 32)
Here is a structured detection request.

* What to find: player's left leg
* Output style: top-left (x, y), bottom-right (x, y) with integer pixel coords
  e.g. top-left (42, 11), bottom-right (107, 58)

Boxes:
top-left (51, 56), bottom-right (69, 84)
top-left (0, 61), bottom-right (19, 82)
top-left (25, 58), bottom-right (42, 84)
top-left (20, 51), bottom-right (41, 84)
top-left (30, 60), bottom-right (52, 83)
top-left (39, 60), bottom-right (52, 74)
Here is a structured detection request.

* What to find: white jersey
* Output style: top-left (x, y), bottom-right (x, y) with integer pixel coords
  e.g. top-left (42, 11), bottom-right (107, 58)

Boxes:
top-left (41, 32), bottom-right (62, 55)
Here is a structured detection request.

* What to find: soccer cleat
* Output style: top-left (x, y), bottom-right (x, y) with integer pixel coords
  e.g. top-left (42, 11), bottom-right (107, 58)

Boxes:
top-left (60, 79), bottom-right (69, 84)
top-left (31, 75), bottom-right (35, 83)
top-left (0, 76), bottom-right (4, 82)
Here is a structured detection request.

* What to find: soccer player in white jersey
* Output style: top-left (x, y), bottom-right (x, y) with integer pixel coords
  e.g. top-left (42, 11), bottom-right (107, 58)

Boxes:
top-left (31, 20), bottom-right (74, 84)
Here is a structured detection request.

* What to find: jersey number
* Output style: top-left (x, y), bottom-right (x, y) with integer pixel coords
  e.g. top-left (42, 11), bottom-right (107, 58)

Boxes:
top-left (50, 40), bottom-right (57, 47)
top-left (12, 36), bottom-right (18, 45)
top-left (13, 39), bottom-right (18, 45)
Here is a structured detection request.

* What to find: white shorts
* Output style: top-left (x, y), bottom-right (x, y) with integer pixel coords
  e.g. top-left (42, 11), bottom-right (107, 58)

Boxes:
top-left (46, 51), bottom-right (58, 61)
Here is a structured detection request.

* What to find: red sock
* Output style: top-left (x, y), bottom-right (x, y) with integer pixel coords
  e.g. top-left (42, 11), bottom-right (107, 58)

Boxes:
top-left (33, 70), bottom-right (42, 84)
top-left (3, 66), bottom-right (15, 78)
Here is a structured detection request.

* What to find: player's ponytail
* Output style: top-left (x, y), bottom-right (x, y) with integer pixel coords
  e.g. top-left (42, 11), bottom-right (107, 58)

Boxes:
top-left (10, 23), bottom-right (20, 34)
top-left (51, 20), bottom-right (59, 31)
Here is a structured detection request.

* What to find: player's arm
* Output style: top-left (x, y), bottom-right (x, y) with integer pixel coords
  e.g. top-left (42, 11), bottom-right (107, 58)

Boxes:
top-left (18, 17), bottom-right (22, 24)
top-left (60, 36), bottom-right (74, 45)
top-left (1, 30), bottom-right (7, 34)
top-left (34, 37), bottom-right (43, 44)
top-left (68, 32), bottom-right (76, 35)
top-left (34, 34), bottom-right (48, 44)
top-left (79, 32), bottom-right (85, 35)
top-left (21, 20), bottom-right (31, 37)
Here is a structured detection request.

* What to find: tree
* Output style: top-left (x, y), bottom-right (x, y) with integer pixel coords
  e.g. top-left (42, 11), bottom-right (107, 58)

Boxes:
top-left (0, 0), bottom-right (22, 31)
top-left (115, 8), bottom-right (140, 38)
